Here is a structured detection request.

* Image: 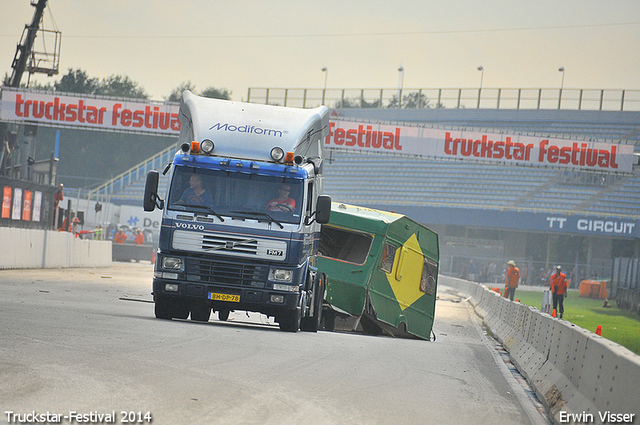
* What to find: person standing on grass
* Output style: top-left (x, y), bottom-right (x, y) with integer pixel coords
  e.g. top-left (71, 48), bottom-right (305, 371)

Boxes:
top-left (505, 260), bottom-right (520, 301)
top-left (550, 265), bottom-right (568, 318)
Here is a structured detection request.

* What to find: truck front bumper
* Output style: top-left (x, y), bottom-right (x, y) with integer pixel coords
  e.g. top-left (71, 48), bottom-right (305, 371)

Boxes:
top-left (153, 278), bottom-right (300, 314)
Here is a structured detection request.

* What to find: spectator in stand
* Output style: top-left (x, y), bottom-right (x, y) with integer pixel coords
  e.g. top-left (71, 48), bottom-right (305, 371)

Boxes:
top-left (550, 265), bottom-right (568, 318)
top-left (134, 229), bottom-right (145, 245)
top-left (505, 260), bottom-right (520, 301)
top-left (114, 228), bottom-right (128, 244)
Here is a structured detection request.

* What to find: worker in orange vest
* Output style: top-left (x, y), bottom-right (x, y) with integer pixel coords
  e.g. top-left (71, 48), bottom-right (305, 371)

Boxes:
top-left (549, 265), bottom-right (568, 318)
top-left (505, 260), bottom-right (520, 301)
top-left (114, 228), bottom-right (128, 244)
top-left (134, 229), bottom-right (145, 245)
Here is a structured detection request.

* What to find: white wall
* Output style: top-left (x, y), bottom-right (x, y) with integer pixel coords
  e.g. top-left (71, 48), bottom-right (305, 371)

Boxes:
top-left (0, 227), bottom-right (111, 269)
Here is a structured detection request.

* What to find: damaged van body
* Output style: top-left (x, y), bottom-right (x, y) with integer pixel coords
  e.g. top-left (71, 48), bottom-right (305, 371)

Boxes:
top-left (318, 203), bottom-right (439, 340)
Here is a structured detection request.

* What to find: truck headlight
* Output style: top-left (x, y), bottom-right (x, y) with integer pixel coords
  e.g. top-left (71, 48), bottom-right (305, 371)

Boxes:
top-left (270, 147), bottom-right (285, 162)
top-left (200, 139), bottom-right (215, 154)
top-left (269, 268), bottom-right (293, 282)
top-left (162, 256), bottom-right (184, 271)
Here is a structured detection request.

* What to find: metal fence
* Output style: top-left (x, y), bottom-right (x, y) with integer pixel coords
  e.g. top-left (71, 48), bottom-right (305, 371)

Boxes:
top-left (445, 255), bottom-right (611, 289)
top-left (611, 257), bottom-right (640, 297)
top-left (246, 87), bottom-right (640, 111)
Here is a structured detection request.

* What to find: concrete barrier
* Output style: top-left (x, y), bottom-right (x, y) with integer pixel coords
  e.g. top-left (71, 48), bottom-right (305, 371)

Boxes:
top-left (112, 243), bottom-right (155, 263)
top-left (440, 275), bottom-right (640, 424)
top-left (0, 227), bottom-right (111, 269)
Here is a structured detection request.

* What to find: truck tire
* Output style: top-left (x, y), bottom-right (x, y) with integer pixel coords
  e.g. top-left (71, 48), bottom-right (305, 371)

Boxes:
top-left (154, 296), bottom-right (173, 320)
top-left (218, 309), bottom-right (230, 321)
top-left (174, 302), bottom-right (190, 320)
top-left (155, 296), bottom-right (189, 320)
top-left (279, 297), bottom-right (302, 332)
top-left (190, 302), bottom-right (211, 322)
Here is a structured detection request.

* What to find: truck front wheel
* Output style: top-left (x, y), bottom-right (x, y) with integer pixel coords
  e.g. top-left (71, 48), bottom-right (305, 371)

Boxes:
top-left (218, 309), bottom-right (230, 321)
top-left (155, 296), bottom-right (189, 320)
top-left (154, 296), bottom-right (173, 320)
top-left (279, 304), bottom-right (301, 332)
top-left (190, 302), bottom-right (211, 322)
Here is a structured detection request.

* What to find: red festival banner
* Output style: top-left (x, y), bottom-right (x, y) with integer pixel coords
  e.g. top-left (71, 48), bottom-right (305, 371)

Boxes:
top-left (22, 190), bottom-right (32, 221)
top-left (1, 88), bottom-right (181, 136)
top-left (326, 120), bottom-right (634, 174)
top-left (2, 186), bottom-right (11, 219)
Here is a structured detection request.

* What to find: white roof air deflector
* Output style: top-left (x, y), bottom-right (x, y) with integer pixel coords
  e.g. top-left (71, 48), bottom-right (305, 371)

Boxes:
top-left (179, 91), bottom-right (329, 162)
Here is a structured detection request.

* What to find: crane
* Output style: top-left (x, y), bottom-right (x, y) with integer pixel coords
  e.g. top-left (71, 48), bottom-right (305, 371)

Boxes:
top-left (1, 0), bottom-right (61, 178)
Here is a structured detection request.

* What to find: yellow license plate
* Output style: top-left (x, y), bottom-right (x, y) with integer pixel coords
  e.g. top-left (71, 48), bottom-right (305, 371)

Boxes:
top-left (209, 292), bottom-right (240, 302)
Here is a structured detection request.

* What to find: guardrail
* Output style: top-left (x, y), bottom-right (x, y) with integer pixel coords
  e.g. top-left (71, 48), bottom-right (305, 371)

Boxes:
top-left (247, 87), bottom-right (640, 111)
top-left (440, 275), bottom-right (640, 425)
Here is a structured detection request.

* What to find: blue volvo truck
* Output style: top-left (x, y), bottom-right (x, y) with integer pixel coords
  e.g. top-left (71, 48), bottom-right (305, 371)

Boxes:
top-left (143, 91), bottom-right (331, 332)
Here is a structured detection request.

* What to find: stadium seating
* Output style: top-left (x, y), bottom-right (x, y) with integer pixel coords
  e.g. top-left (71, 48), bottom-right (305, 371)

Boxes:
top-left (73, 116), bottom-right (640, 218)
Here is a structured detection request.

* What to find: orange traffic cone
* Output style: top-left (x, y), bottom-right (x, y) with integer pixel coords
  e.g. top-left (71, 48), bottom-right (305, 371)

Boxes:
top-left (552, 309), bottom-right (557, 317)
top-left (596, 325), bottom-right (602, 336)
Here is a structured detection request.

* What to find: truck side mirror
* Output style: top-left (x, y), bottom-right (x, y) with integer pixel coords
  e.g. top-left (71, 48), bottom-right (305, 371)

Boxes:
top-left (315, 195), bottom-right (331, 224)
top-left (143, 170), bottom-right (163, 211)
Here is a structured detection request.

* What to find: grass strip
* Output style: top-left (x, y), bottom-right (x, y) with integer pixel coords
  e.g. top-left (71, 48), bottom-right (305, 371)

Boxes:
top-left (510, 289), bottom-right (640, 356)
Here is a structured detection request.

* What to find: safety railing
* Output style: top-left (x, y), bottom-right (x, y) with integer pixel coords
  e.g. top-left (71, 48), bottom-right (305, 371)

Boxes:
top-left (86, 144), bottom-right (175, 201)
top-left (246, 87), bottom-right (640, 111)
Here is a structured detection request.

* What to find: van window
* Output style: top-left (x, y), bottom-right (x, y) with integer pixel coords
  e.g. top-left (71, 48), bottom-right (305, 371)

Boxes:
top-left (319, 226), bottom-right (373, 265)
top-left (420, 258), bottom-right (438, 296)
top-left (379, 243), bottom-right (398, 273)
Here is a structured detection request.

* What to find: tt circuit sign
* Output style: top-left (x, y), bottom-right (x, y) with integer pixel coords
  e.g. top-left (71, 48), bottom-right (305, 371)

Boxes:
top-left (326, 120), bottom-right (635, 174)
top-left (545, 215), bottom-right (638, 237)
top-left (377, 205), bottom-right (640, 239)
top-left (1, 87), bottom-right (180, 136)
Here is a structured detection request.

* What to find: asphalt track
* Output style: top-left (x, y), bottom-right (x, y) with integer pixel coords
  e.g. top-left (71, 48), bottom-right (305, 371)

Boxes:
top-left (0, 263), bottom-right (550, 425)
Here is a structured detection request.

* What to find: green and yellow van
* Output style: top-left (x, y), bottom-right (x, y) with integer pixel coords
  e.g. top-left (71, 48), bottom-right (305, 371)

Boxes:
top-left (317, 203), bottom-right (439, 340)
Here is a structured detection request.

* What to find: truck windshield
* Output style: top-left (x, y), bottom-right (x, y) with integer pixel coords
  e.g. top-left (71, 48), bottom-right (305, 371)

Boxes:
top-left (167, 165), bottom-right (304, 224)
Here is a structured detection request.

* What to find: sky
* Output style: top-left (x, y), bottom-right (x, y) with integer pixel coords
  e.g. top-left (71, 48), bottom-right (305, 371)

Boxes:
top-left (1, 0), bottom-right (639, 102)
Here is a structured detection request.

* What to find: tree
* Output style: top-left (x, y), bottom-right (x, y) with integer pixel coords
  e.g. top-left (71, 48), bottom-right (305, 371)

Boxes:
top-left (200, 86), bottom-right (231, 100)
top-left (387, 91), bottom-right (432, 109)
top-left (27, 80), bottom-right (55, 91)
top-left (333, 97), bottom-right (361, 108)
top-left (95, 74), bottom-right (148, 99)
top-left (166, 81), bottom-right (197, 102)
top-left (2, 73), bottom-right (54, 91)
top-left (54, 68), bottom-right (98, 94)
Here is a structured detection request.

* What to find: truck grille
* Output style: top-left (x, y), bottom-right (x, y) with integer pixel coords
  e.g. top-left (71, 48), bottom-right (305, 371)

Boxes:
top-left (173, 230), bottom-right (287, 261)
top-left (185, 257), bottom-right (269, 287)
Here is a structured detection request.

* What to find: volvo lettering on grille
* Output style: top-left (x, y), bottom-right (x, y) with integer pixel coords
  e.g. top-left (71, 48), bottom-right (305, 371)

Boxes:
top-left (172, 230), bottom-right (287, 260)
